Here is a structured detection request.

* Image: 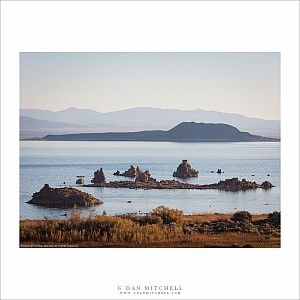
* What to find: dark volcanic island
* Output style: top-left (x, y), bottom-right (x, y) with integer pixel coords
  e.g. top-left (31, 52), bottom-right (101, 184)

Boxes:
top-left (41, 122), bottom-right (279, 142)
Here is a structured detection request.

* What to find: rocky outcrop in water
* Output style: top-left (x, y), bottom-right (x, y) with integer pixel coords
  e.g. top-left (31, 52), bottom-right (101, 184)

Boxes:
top-left (76, 178), bottom-right (85, 184)
top-left (213, 178), bottom-right (258, 191)
top-left (260, 181), bottom-right (274, 189)
top-left (135, 170), bottom-right (156, 183)
top-left (214, 178), bottom-right (274, 191)
top-left (27, 184), bottom-right (103, 208)
top-left (85, 177), bottom-right (274, 192)
top-left (91, 168), bottom-right (106, 184)
top-left (114, 165), bottom-right (138, 178)
top-left (114, 165), bottom-right (156, 182)
top-left (173, 160), bottom-right (199, 179)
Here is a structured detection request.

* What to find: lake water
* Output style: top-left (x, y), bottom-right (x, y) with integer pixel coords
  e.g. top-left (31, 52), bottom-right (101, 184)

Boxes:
top-left (20, 141), bottom-right (280, 219)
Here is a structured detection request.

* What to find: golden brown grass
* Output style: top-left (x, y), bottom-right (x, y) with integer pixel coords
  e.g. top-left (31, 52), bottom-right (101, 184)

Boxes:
top-left (20, 232), bottom-right (280, 248)
top-left (20, 206), bottom-right (280, 248)
top-left (183, 213), bottom-right (269, 223)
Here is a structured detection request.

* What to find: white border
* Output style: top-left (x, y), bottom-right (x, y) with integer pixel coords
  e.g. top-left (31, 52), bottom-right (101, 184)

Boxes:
top-left (1, 1), bottom-right (299, 299)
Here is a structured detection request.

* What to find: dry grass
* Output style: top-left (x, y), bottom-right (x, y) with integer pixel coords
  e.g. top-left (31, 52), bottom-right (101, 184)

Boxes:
top-left (20, 233), bottom-right (280, 248)
top-left (20, 207), bottom-right (280, 248)
top-left (183, 213), bottom-right (269, 222)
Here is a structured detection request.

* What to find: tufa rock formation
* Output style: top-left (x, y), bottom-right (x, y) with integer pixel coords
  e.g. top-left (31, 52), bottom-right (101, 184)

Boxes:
top-left (135, 170), bottom-right (156, 183)
top-left (173, 160), bottom-right (199, 179)
top-left (113, 165), bottom-right (157, 182)
top-left (114, 165), bottom-right (137, 178)
top-left (215, 178), bottom-right (258, 192)
top-left (260, 181), bottom-right (274, 189)
top-left (27, 184), bottom-right (103, 208)
top-left (213, 178), bottom-right (274, 191)
top-left (85, 177), bottom-right (274, 192)
top-left (91, 168), bottom-right (106, 184)
top-left (76, 178), bottom-right (85, 184)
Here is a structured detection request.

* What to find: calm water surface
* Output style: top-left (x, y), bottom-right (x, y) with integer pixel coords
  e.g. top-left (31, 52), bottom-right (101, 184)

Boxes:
top-left (20, 141), bottom-right (280, 219)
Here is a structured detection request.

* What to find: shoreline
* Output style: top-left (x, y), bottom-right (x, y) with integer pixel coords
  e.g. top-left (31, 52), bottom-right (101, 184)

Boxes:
top-left (20, 212), bottom-right (270, 222)
top-left (20, 139), bottom-right (280, 142)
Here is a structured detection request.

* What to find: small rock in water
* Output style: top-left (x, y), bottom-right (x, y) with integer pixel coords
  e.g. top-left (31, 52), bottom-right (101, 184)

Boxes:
top-left (267, 174), bottom-right (270, 176)
top-left (260, 181), bottom-right (274, 189)
top-left (113, 170), bottom-right (121, 176)
top-left (127, 200), bottom-right (132, 203)
top-left (251, 174), bottom-right (255, 176)
top-left (76, 178), bottom-right (84, 184)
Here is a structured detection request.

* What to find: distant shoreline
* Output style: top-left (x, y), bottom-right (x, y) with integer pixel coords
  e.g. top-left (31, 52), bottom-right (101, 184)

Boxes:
top-left (20, 121), bottom-right (280, 143)
top-left (20, 139), bottom-right (280, 142)
top-left (20, 106), bottom-right (281, 140)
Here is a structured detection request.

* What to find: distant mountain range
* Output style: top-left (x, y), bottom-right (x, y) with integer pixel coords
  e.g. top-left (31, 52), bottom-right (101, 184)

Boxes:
top-left (42, 122), bottom-right (278, 142)
top-left (20, 107), bottom-right (280, 139)
top-left (20, 115), bottom-right (85, 138)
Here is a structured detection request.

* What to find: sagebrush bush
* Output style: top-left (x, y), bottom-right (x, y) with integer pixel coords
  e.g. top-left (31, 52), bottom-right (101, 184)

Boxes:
top-left (267, 211), bottom-right (280, 225)
top-left (231, 211), bottom-right (252, 222)
top-left (151, 206), bottom-right (184, 224)
top-left (141, 214), bottom-right (163, 225)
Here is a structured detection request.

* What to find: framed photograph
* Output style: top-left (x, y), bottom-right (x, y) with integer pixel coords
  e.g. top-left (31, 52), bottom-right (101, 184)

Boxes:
top-left (19, 51), bottom-right (281, 249)
top-left (1, 1), bottom-right (299, 299)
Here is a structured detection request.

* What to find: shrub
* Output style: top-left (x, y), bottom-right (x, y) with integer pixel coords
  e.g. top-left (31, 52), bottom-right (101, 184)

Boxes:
top-left (151, 206), bottom-right (183, 224)
top-left (142, 214), bottom-right (163, 225)
top-left (268, 211), bottom-right (280, 226)
top-left (231, 211), bottom-right (252, 222)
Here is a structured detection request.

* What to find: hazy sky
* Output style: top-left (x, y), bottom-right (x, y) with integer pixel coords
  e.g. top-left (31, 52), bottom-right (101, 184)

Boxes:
top-left (20, 52), bottom-right (280, 120)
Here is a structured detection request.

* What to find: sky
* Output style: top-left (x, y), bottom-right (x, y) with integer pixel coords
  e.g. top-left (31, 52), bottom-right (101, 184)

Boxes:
top-left (20, 52), bottom-right (280, 120)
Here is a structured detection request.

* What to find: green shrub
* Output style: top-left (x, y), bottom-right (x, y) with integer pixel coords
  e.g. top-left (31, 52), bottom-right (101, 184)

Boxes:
top-left (231, 211), bottom-right (252, 222)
